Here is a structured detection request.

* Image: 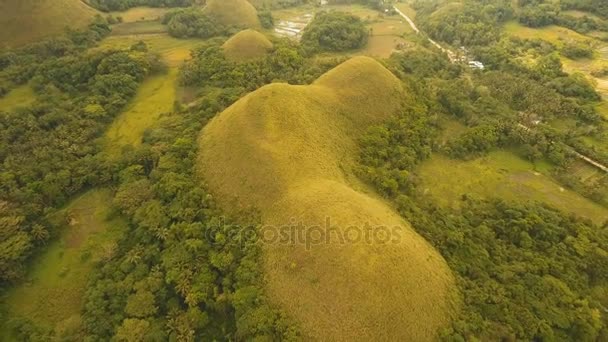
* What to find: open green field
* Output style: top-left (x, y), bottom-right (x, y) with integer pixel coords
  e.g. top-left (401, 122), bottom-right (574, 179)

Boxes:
top-left (503, 21), bottom-right (593, 46)
top-left (110, 20), bottom-right (168, 36)
top-left (97, 34), bottom-right (202, 66)
top-left (0, 189), bottom-right (127, 340)
top-left (198, 56), bottom-right (457, 341)
top-left (0, 86), bottom-right (36, 112)
top-left (418, 150), bottom-right (608, 224)
top-left (104, 68), bottom-right (178, 156)
top-left (0, 0), bottom-right (97, 48)
top-left (110, 6), bottom-right (171, 23)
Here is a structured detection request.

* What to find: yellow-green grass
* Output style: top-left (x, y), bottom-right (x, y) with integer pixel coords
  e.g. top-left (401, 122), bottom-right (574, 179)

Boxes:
top-left (0, 0), bottom-right (98, 48)
top-left (110, 6), bottom-right (171, 23)
top-left (104, 68), bottom-right (178, 157)
top-left (198, 56), bottom-right (458, 340)
top-left (110, 20), bottom-right (168, 36)
top-left (97, 34), bottom-right (202, 66)
top-left (563, 10), bottom-right (605, 22)
top-left (325, 4), bottom-right (379, 19)
top-left (503, 21), bottom-right (593, 46)
top-left (0, 189), bottom-right (127, 340)
top-left (0, 85), bottom-right (35, 112)
top-left (418, 151), bottom-right (608, 224)
top-left (598, 102), bottom-right (608, 118)
top-left (222, 29), bottom-right (273, 61)
top-left (203, 0), bottom-right (261, 29)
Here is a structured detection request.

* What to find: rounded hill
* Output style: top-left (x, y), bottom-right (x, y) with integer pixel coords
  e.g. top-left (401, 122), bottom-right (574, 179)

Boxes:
top-left (0, 0), bottom-right (98, 47)
top-left (222, 29), bottom-right (273, 61)
top-left (198, 56), bottom-right (458, 341)
top-left (203, 0), bottom-right (261, 29)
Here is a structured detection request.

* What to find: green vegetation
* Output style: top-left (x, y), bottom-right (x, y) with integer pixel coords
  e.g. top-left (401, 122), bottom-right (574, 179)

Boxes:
top-left (2, 0), bottom-right (608, 340)
top-left (418, 151), bottom-right (607, 224)
top-left (222, 30), bottom-right (273, 62)
top-left (1, 189), bottom-right (128, 341)
top-left (198, 56), bottom-right (457, 341)
top-left (0, 0), bottom-right (98, 47)
top-left (301, 11), bottom-right (369, 52)
top-left (87, 0), bottom-right (192, 12)
top-left (356, 88), bottom-right (608, 341)
top-left (104, 68), bottom-right (178, 157)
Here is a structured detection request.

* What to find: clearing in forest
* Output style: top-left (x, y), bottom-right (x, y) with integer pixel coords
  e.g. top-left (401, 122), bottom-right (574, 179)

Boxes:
top-left (418, 151), bottom-right (608, 224)
top-left (0, 0), bottom-right (97, 48)
top-left (0, 85), bottom-right (36, 112)
top-left (198, 56), bottom-right (458, 341)
top-left (0, 189), bottom-right (127, 340)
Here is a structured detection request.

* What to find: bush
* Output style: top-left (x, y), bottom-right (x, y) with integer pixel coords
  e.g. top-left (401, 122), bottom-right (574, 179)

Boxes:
top-left (301, 11), bottom-right (368, 52)
top-left (560, 42), bottom-right (594, 59)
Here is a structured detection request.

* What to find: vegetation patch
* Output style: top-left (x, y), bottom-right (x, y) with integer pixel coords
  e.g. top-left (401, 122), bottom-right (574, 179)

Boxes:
top-left (104, 68), bottom-right (178, 157)
top-left (417, 151), bottom-right (608, 224)
top-left (222, 30), bottom-right (273, 62)
top-left (198, 56), bottom-right (458, 341)
top-left (0, 86), bottom-right (36, 112)
top-left (1, 189), bottom-right (128, 340)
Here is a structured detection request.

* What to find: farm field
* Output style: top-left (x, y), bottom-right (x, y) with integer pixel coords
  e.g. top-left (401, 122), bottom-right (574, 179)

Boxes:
top-left (418, 150), bottom-right (608, 224)
top-left (0, 0), bottom-right (97, 47)
top-left (0, 189), bottom-right (127, 340)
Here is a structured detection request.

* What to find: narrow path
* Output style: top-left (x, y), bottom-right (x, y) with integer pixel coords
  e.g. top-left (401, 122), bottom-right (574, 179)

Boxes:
top-left (517, 123), bottom-right (608, 172)
top-left (393, 5), bottom-right (457, 61)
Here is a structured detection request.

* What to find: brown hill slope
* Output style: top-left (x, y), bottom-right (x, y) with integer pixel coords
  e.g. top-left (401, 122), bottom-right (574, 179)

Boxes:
top-left (198, 56), bottom-right (458, 340)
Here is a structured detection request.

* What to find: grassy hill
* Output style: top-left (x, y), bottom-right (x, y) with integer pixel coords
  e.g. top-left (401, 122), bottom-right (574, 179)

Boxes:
top-left (222, 29), bottom-right (273, 61)
top-left (198, 56), bottom-right (458, 340)
top-left (0, 0), bottom-right (98, 48)
top-left (203, 0), bottom-right (261, 29)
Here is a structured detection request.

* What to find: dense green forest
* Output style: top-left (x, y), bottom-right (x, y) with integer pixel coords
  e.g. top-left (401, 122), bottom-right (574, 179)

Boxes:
top-left (1, 0), bottom-right (608, 340)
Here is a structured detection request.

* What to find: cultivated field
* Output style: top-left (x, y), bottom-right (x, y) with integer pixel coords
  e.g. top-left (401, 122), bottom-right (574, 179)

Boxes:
top-left (198, 56), bottom-right (458, 341)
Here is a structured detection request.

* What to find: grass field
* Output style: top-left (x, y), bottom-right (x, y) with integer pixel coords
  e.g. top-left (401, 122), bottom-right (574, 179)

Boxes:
top-left (104, 68), bottom-right (178, 156)
top-left (97, 34), bottom-right (202, 66)
top-left (418, 151), bottom-right (608, 224)
top-left (110, 20), bottom-right (168, 36)
top-left (0, 189), bottom-right (127, 340)
top-left (0, 85), bottom-right (36, 112)
top-left (0, 0), bottom-right (98, 48)
top-left (110, 6), bottom-right (171, 23)
top-left (198, 56), bottom-right (457, 341)
top-left (503, 21), bottom-right (593, 46)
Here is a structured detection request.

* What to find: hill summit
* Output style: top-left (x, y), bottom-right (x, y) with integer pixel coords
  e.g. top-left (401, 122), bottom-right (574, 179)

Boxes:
top-left (198, 56), bottom-right (458, 341)
top-left (222, 29), bottom-right (273, 61)
top-left (203, 0), bottom-right (261, 29)
top-left (0, 0), bottom-right (97, 47)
